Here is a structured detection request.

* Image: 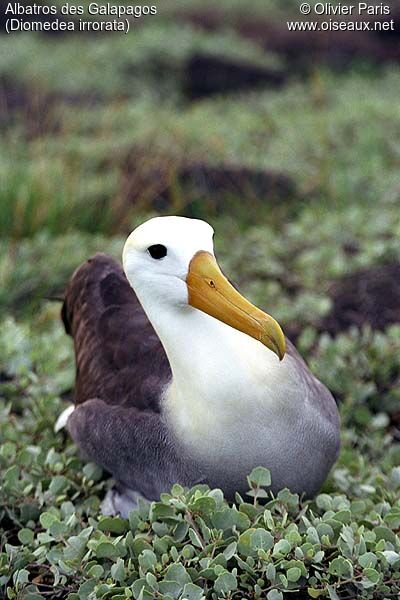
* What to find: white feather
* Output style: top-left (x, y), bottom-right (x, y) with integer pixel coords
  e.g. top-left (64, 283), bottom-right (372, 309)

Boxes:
top-left (54, 404), bottom-right (75, 432)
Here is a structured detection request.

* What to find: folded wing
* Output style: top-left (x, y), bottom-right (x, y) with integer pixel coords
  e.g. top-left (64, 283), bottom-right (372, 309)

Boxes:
top-left (62, 253), bottom-right (171, 411)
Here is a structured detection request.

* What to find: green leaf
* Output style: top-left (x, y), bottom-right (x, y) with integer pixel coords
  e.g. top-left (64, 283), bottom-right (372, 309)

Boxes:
top-left (139, 549), bottom-right (157, 572)
top-left (78, 580), bottom-right (96, 598)
top-left (223, 542), bottom-right (237, 560)
top-left (334, 509), bottom-right (351, 524)
top-left (214, 571), bottom-right (237, 595)
top-left (188, 496), bottom-right (216, 515)
top-left (95, 542), bottom-right (120, 559)
top-left (164, 564), bottom-right (191, 586)
top-left (211, 507), bottom-right (236, 530)
top-left (64, 535), bottom-right (88, 561)
top-left (4, 466), bottom-right (19, 489)
top-left (97, 516), bottom-right (129, 535)
top-left (87, 564), bottom-right (104, 579)
top-left (307, 589), bottom-right (324, 598)
top-left (381, 550), bottom-right (400, 566)
top-left (13, 568), bottom-right (30, 587)
top-left (171, 483), bottom-right (185, 497)
top-left (82, 462), bottom-right (103, 481)
top-left (182, 583), bottom-right (205, 600)
top-left (363, 568), bottom-right (380, 585)
top-left (111, 558), bottom-right (126, 582)
top-left (391, 466), bottom-right (400, 487)
top-left (247, 467), bottom-right (271, 488)
top-left (182, 544), bottom-right (195, 560)
top-left (132, 579), bottom-right (152, 600)
top-left (149, 502), bottom-right (176, 521)
top-left (326, 586), bottom-right (340, 600)
top-left (17, 528), bottom-right (34, 545)
top-left (145, 572), bottom-right (158, 589)
top-left (287, 567), bottom-right (302, 582)
top-left (267, 591), bottom-right (283, 600)
top-left (328, 557), bottom-right (353, 578)
top-left (20, 503), bottom-right (40, 524)
top-left (158, 580), bottom-right (183, 597)
top-left (250, 528), bottom-right (274, 552)
top-left (238, 528), bottom-right (257, 556)
top-left (39, 512), bottom-right (59, 529)
top-left (173, 521), bottom-right (188, 542)
top-left (189, 528), bottom-right (203, 548)
top-left (49, 475), bottom-right (69, 495)
top-left (358, 552), bottom-right (377, 568)
top-left (272, 539), bottom-right (291, 557)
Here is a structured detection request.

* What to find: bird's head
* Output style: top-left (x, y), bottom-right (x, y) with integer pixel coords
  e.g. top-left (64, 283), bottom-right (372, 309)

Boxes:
top-left (123, 216), bottom-right (285, 360)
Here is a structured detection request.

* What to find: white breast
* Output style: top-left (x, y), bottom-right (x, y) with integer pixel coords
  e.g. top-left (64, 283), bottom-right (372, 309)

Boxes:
top-left (162, 317), bottom-right (329, 491)
top-left (148, 305), bottom-right (337, 497)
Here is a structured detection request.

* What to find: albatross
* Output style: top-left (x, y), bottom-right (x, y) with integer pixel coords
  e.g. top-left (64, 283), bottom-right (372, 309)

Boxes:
top-left (61, 216), bottom-right (340, 516)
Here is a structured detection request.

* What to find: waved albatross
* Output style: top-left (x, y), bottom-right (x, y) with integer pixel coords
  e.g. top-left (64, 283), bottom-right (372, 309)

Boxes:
top-left (61, 216), bottom-right (340, 516)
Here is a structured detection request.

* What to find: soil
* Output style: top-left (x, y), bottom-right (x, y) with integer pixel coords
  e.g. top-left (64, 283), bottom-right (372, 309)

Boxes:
top-left (184, 53), bottom-right (286, 99)
top-left (321, 262), bottom-right (400, 334)
top-left (179, 7), bottom-right (400, 73)
top-left (119, 156), bottom-right (298, 215)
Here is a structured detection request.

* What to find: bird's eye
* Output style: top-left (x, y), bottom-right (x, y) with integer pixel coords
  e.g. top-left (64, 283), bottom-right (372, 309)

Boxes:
top-left (148, 244), bottom-right (167, 259)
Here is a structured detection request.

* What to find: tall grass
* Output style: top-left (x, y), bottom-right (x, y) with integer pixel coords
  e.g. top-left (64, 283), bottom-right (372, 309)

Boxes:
top-left (0, 136), bottom-right (120, 237)
top-left (2, 68), bottom-right (399, 239)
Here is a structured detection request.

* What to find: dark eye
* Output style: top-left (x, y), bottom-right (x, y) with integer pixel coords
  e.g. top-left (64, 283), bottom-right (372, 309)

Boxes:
top-left (148, 244), bottom-right (167, 259)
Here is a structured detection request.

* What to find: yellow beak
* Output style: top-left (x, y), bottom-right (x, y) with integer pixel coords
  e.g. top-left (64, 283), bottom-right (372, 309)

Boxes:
top-left (186, 251), bottom-right (286, 361)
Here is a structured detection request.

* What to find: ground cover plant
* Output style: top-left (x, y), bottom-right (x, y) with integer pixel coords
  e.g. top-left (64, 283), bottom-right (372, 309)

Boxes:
top-left (1, 310), bottom-right (400, 599)
top-left (1, 211), bottom-right (400, 598)
top-left (1, 1), bottom-right (400, 597)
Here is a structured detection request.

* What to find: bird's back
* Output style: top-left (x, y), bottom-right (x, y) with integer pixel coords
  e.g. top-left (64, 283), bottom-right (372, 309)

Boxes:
top-left (62, 253), bottom-right (171, 411)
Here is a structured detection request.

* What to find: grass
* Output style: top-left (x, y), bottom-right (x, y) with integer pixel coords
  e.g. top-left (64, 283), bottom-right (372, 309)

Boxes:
top-left (2, 68), bottom-right (400, 239)
top-left (0, 24), bottom-right (279, 100)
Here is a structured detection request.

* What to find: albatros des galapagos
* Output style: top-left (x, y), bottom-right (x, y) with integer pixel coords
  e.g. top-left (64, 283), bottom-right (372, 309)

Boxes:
top-left (60, 216), bottom-right (340, 516)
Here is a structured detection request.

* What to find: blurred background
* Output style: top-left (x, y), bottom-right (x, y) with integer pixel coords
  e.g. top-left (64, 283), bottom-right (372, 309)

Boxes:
top-left (1, 0), bottom-right (400, 461)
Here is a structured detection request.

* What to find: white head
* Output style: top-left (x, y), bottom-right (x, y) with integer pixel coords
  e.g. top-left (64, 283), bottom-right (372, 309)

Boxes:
top-left (123, 216), bottom-right (285, 360)
top-left (123, 216), bottom-right (214, 308)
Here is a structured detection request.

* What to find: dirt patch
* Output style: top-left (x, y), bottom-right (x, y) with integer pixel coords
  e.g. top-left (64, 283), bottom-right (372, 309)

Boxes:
top-left (179, 8), bottom-right (400, 72)
top-left (184, 53), bottom-right (286, 99)
top-left (119, 154), bottom-right (297, 215)
top-left (322, 262), bottom-right (400, 334)
top-left (0, 371), bottom-right (13, 383)
top-left (284, 261), bottom-right (400, 342)
top-left (0, 77), bottom-right (103, 135)
top-left (0, 77), bottom-right (56, 134)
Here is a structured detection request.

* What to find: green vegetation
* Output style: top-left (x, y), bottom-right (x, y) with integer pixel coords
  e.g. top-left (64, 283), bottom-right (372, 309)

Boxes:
top-left (1, 318), bottom-right (400, 598)
top-left (1, 1), bottom-right (400, 597)
top-left (2, 69), bottom-right (400, 239)
top-left (0, 25), bottom-right (278, 99)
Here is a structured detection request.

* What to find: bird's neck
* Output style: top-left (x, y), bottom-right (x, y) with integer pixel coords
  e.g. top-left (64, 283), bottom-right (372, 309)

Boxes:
top-left (137, 299), bottom-right (291, 437)
top-left (146, 302), bottom-right (271, 390)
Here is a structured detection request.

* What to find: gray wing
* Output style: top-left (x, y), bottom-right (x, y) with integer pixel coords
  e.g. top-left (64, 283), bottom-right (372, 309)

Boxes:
top-left (67, 399), bottom-right (201, 501)
top-left (286, 338), bottom-right (340, 431)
